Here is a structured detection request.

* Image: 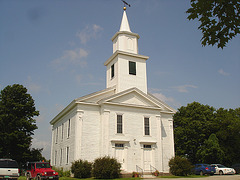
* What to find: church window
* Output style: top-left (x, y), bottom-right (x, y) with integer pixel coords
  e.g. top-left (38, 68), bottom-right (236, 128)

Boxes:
top-left (115, 143), bottom-right (124, 148)
top-left (60, 149), bottom-right (62, 165)
top-left (144, 117), bottom-right (150, 135)
top-left (111, 64), bottom-right (115, 78)
top-left (55, 151), bottom-right (57, 165)
top-left (62, 123), bottom-right (64, 140)
top-left (117, 114), bottom-right (123, 134)
top-left (55, 127), bottom-right (58, 144)
top-left (66, 147), bottom-right (69, 164)
top-left (67, 119), bottom-right (70, 138)
top-left (129, 61), bottom-right (136, 75)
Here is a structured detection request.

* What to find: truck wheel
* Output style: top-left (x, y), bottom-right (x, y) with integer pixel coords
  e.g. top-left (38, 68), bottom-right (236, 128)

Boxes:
top-left (26, 174), bottom-right (31, 180)
top-left (37, 175), bottom-right (41, 180)
top-left (200, 171), bottom-right (204, 176)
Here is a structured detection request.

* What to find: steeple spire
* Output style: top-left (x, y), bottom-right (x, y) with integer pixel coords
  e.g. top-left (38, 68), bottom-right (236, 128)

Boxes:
top-left (104, 7), bottom-right (149, 94)
top-left (119, 9), bottom-right (131, 32)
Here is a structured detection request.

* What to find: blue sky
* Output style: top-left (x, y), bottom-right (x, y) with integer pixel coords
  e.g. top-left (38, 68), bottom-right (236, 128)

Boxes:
top-left (1, 0), bottom-right (239, 159)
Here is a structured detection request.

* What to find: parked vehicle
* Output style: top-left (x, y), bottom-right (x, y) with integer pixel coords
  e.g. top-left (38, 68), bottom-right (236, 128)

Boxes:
top-left (210, 164), bottom-right (236, 175)
top-left (25, 162), bottom-right (59, 180)
top-left (231, 164), bottom-right (240, 174)
top-left (0, 159), bottom-right (20, 180)
top-left (192, 164), bottom-right (215, 175)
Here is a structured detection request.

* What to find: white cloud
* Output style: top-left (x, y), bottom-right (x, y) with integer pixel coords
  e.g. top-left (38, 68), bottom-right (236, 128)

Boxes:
top-left (31, 138), bottom-right (51, 159)
top-left (218, 69), bottom-right (230, 76)
top-left (75, 74), bottom-right (82, 83)
top-left (51, 48), bottom-right (88, 71)
top-left (76, 24), bottom-right (103, 44)
top-left (25, 76), bottom-right (51, 96)
top-left (174, 84), bottom-right (197, 93)
top-left (25, 76), bottom-right (41, 93)
top-left (152, 92), bottom-right (181, 108)
top-left (55, 103), bottom-right (65, 112)
top-left (149, 88), bottom-right (181, 108)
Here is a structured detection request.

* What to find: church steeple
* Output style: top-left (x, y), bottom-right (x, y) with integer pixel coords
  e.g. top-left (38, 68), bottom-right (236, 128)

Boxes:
top-left (104, 9), bottom-right (149, 94)
top-left (119, 10), bottom-right (131, 32)
top-left (111, 9), bottom-right (139, 54)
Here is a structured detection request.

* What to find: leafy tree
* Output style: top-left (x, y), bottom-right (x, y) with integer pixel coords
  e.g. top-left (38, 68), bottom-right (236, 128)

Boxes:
top-left (169, 156), bottom-right (193, 176)
top-left (187, 0), bottom-right (240, 48)
top-left (174, 102), bottom-right (240, 166)
top-left (0, 84), bottom-right (40, 164)
top-left (173, 102), bottom-right (215, 163)
top-left (196, 133), bottom-right (224, 164)
top-left (28, 148), bottom-right (46, 162)
top-left (214, 108), bottom-right (240, 165)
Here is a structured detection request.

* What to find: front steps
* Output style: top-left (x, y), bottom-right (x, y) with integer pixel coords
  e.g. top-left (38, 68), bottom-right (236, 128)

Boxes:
top-left (141, 174), bottom-right (156, 178)
top-left (120, 171), bottom-right (159, 178)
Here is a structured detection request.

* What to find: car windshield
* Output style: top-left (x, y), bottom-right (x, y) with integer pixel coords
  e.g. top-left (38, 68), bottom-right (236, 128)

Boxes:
top-left (203, 164), bottom-right (210, 166)
top-left (0, 160), bottom-right (18, 168)
top-left (218, 164), bottom-right (226, 168)
top-left (36, 163), bottom-right (50, 168)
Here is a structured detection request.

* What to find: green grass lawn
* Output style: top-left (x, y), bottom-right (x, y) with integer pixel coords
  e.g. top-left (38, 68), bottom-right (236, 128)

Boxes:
top-left (19, 176), bottom-right (140, 180)
top-left (19, 175), bottom-right (208, 180)
top-left (157, 175), bottom-right (209, 178)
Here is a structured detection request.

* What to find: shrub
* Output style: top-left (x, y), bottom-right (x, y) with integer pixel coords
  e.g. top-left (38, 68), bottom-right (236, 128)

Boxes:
top-left (52, 167), bottom-right (71, 177)
top-left (92, 156), bottom-right (121, 179)
top-left (71, 159), bottom-right (92, 178)
top-left (168, 156), bottom-right (193, 176)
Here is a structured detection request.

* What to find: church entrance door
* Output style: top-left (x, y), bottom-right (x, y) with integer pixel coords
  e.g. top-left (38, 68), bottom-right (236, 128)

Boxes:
top-left (115, 144), bottom-right (126, 170)
top-left (143, 145), bottom-right (152, 171)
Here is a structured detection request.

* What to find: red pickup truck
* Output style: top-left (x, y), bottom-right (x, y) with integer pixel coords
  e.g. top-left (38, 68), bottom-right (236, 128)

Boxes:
top-left (25, 162), bottom-right (59, 180)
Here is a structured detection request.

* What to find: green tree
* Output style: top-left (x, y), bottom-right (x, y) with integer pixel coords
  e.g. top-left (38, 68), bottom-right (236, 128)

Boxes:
top-left (174, 102), bottom-right (240, 166)
top-left (187, 0), bottom-right (240, 48)
top-left (214, 108), bottom-right (240, 165)
top-left (173, 102), bottom-right (215, 163)
top-left (0, 84), bottom-right (40, 164)
top-left (196, 133), bottom-right (224, 164)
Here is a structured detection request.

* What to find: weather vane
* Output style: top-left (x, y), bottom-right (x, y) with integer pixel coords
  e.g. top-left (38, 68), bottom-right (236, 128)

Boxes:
top-left (122, 0), bottom-right (131, 10)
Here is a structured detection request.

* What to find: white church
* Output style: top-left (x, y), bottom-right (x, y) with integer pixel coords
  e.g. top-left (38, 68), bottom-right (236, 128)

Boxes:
top-left (50, 8), bottom-right (176, 174)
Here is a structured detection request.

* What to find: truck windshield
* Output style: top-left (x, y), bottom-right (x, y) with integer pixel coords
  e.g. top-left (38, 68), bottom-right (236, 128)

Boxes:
top-left (36, 163), bottom-right (50, 168)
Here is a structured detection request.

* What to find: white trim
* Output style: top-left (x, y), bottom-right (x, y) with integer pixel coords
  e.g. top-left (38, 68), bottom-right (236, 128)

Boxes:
top-left (111, 139), bottom-right (130, 143)
top-left (104, 50), bottom-right (148, 66)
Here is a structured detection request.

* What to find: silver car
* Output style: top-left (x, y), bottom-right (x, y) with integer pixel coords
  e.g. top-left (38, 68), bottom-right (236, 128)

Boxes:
top-left (210, 164), bottom-right (236, 175)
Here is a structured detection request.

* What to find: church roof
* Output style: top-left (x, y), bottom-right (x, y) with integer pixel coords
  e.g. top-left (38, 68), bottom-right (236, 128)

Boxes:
top-left (50, 87), bottom-right (176, 125)
top-left (97, 87), bottom-right (176, 113)
top-left (75, 87), bottom-right (176, 113)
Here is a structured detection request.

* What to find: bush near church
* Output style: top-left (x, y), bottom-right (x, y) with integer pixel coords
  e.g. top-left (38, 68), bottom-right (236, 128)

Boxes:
top-left (71, 160), bottom-right (92, 178)
top-left (169, 156), bottom-right (193, 176)
top-left (92, 156), bottom-right (121, 179)
top-left (53, 167), bottom-right (71, 177)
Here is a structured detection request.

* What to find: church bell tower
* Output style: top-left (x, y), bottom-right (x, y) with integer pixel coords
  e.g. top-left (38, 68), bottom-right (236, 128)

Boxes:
top-left (104, 8), bottom-right (149, 94)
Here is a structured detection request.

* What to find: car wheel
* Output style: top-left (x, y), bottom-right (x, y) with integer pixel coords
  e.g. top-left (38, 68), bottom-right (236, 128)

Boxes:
top-left (219, 171), bottom-right (224, 175)
top-left (200, 171), bottom-right (204, 176)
